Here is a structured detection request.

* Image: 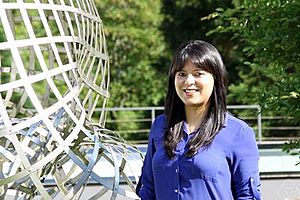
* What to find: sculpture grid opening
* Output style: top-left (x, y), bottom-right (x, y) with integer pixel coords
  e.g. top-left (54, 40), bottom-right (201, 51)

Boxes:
top-left (0, 0), bottom-right (142, 199)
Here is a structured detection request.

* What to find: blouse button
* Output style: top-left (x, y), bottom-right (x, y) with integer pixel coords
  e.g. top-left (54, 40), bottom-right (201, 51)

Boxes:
top-left (175, 168), bottom-right (178, 173)
top-left (174, 189), bottom-right (178, 193)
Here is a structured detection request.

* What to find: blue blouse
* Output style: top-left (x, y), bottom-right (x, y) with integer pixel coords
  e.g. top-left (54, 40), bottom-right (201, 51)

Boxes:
top-left (136, 113), bottom-right (261, 200)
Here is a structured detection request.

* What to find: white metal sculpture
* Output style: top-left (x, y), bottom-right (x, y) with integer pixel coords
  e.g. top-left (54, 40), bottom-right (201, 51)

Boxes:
top-left (0, 0), bottom-right (142, 199)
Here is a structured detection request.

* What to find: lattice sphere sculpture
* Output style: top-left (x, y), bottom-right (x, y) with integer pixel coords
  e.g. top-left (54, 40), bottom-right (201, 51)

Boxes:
top-left (0, 0), bottom-right (142, 199)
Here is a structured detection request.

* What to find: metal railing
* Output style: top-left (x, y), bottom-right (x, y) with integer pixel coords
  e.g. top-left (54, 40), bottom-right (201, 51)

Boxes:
top-left (99, 105), bottom-right (263, 143)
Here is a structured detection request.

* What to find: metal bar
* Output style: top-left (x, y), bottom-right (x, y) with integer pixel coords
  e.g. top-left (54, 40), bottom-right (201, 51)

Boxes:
top-left (96, 105), bottom-right (261, 111)
top-left (95, 106), bottom-right (164, 111)
top-left (263, 127), bottom-right (300, 130)
top-left (227, 105), bottom-right (260, 109)
top-left (151, 108), bottom-right (155, 123)
top-left (257, 106), bottom-right (262, 144)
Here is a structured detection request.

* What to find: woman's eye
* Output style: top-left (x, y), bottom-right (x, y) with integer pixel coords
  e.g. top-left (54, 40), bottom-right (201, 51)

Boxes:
top-left (177, 72), bottom-right (186, 77)
top-left (194, 72), bottom-right (205, 76)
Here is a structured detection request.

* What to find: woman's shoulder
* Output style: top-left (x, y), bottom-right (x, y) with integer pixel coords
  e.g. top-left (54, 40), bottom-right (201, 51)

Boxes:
top-left (226, 112), bottom-right (252, 130)
top-left (149, 114), bottom-right (167, 139)
top-left (225, 112), bottom-right (256, 140)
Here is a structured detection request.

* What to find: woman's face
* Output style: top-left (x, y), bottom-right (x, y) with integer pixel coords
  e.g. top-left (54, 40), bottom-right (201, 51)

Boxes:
top-left (175, 60), bottom-right (214, 109)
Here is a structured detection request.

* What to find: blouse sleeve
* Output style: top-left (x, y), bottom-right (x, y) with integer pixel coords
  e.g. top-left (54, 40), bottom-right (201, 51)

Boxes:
top-left (136, 116), bottom-right (163, 200)
top-left (231, 125), bottom-right (262, 200)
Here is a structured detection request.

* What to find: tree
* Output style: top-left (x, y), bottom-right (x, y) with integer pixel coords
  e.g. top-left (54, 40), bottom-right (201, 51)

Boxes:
top-left (206, 0), bottom-right (300, 152)
top-left (95, 1), bottom-right (167, 139)
top-left (96, 0), bottom-right (167, 108)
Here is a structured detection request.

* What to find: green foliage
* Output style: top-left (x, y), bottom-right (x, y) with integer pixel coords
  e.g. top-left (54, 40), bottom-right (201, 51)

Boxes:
top-left (0, 23), bottom-right (6, 43)
top-left (208, 0), bottom-right (300, 118)
top-left (283, 140), bottom-right (300, 165)
top-left (94, 1), bottom-right (170, 140)
top-left (207, 0), bottom-right (300, 155)
top-left (161, 0), bottom-right (234, 50)
top-left (96, 0), bottom-right (167, 107)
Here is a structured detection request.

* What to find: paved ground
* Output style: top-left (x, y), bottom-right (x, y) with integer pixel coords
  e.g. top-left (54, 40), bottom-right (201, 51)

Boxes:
top-left (262, 178), bottom-right (300, 200)
top-left (78, 178), bottom-right (300, 200)
top-left (4, 144), bottom-right (300, 199)
top-left (78, 145), bottom-right (300, 200)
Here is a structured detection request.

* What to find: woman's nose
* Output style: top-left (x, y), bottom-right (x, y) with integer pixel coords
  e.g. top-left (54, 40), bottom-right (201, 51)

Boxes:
top-left (186, 74), bottom-right (195, 85)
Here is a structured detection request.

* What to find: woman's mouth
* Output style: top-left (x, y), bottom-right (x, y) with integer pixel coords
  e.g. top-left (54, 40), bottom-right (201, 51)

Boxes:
top-left (183, 89), bottom-right (199, 92)
top-left (183, 89), bottom-right (199, 96)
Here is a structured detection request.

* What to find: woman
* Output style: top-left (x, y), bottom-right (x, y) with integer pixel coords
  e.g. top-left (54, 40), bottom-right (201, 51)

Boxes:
top-left (136, 40), bottom-right (261, 199)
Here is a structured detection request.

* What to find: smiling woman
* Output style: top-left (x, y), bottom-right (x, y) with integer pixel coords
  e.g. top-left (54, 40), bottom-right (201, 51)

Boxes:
top-left (136, 40), bottom-right (262, 200)
top-left (165, 40), bottom-right (228, 157)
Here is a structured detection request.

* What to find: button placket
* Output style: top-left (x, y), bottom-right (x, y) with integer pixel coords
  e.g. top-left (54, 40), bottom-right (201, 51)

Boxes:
top-left (174, 162), bottom-right (180, 197)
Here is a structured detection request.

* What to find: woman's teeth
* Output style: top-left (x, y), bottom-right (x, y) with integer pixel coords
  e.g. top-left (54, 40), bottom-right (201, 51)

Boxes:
top-left (184, 89), bottom-right (199, 92)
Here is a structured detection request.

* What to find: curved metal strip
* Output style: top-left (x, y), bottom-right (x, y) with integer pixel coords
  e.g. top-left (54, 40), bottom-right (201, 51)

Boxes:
top-left (0, 0), bottom-right (142, 199)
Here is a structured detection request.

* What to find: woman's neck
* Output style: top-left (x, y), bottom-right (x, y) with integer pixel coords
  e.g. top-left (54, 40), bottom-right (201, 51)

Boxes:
top-left (184, 105), bottom-right (208, 133)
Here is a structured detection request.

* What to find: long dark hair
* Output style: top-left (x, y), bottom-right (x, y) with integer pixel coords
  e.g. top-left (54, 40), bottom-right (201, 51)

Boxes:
top-left (164, 40), bottom-right (228, 158)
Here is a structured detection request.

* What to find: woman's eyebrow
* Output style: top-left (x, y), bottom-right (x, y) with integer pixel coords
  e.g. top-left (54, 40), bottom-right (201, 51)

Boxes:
top-left (177, 69), bottom-right (203, 72)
